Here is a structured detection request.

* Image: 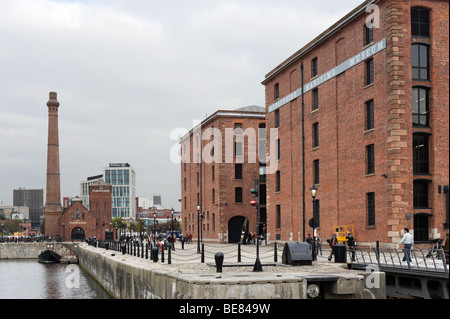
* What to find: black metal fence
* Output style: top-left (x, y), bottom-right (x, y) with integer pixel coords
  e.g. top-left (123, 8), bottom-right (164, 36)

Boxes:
top-left (86, 238), bottom-right (281, 265)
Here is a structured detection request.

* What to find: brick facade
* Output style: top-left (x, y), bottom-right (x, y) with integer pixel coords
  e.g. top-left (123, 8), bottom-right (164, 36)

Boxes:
top-left (262, 0), bottom-right (448, 246)
top-left (180, 107), bottom-right (266, 243)
top-left (59, 181), bottom-right (113, 241)
top-left (44, 92), bottom-right (63, 239)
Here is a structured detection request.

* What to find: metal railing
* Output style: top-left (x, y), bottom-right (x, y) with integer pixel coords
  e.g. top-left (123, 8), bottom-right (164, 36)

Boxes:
top-left (350, 246), bottom-right (448, 275)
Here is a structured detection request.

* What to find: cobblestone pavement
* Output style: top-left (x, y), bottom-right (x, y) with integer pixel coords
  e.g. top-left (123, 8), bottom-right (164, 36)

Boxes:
top-left (86, 241), bottom-right (358, 276)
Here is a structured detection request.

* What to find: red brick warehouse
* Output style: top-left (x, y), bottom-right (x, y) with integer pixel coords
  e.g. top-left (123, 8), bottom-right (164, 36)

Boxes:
top-left (180, 106), bottom-right (266, 243)
top-left (262, 0), bottom-right (449, 246)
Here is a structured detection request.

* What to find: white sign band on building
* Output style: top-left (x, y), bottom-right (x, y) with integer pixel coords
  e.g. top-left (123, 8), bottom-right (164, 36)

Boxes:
top-left (268, 38), bottom-right (387, 113)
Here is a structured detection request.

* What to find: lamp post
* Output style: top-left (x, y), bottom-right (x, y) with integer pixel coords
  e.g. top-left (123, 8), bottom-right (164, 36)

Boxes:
top-left (196, 204), bottom-right (201, 254)
top-left (153, 211), bottom-right (156, 245)
top-left (171, 208), bottom-right (175, 251)
top-left (62, 222), bottom-right (65, 242)
top-left (310, 185), bottom-right (318, 261)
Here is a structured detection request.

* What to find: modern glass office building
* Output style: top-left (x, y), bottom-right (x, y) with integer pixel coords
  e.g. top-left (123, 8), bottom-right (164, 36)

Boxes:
top-left (103, 163), bottom-right (136, 219)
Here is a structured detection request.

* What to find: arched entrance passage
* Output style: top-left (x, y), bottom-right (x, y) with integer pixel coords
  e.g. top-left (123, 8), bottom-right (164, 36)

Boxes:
top-left (228, 216), bottom-right (249, 243)
top-left (71, 227), bottom-right (85, 241)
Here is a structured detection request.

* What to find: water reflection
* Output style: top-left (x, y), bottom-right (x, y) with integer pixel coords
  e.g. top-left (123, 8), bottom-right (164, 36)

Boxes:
top-left (0, 260), bottom-right (111, 299)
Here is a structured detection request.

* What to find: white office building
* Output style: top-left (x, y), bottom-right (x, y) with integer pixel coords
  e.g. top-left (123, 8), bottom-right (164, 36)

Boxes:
top-left (103, 163), bottom-right (136, 219)
top-left (80, 163), bottom-right (136, 219)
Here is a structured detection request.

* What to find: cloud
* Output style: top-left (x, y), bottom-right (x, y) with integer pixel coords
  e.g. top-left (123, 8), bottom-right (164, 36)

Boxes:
top-left (0, 0), bottom-right (364, 209)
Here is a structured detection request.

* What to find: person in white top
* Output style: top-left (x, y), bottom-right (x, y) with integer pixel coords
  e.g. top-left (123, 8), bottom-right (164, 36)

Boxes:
top-left (399, 227), bottom-right (414, 262)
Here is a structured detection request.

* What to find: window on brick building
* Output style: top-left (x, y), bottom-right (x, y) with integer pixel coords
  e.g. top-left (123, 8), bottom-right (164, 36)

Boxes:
top-left (411, 7), bottom-right (430, 38)
top-left (274, 83), bottom-right (280, 100)
top-left (312, 57), bottom-right (318, 77)
top-left (276, 170), bottom-right (281, 192)
top-left (212, 189), bottom-right (215, 204)
top-left (365, 24), bottom-right (373, 46)
top-left (275, 109), bottom-right (280, 128)
top-left (413, 133), bottom-right (430, 174)
top-left (412, 86), bottom-right (430, 127)
top-left (276, 205), bottom-right (281, 229)
top-left (313, 199), bottom-right (320, 228)
top-left (366, 144), bottom-right (375, 174)
top-left (276, 138), bottom-right (281, 160)
top-left (235, 164), bottom-right (243, 179)
top-left (414, 180), bottom-right (430, 208)
top-left (412, 44), bottom-right (429, 81)
top-left (313, 159), bottom-right (320, 185)
top-left (235, 187), bottom-right (243, 203)
top-left (367, 192), bottom-right (375, 226)
top-left (212, 165), bottom-right (215, 181)
top-left (312, 88), bottom-right (319, 111)
top-left (313, 123), bottom-right (319, 147)
top-left (366, 100), bottom-right (374, 130)
top-left (365, 58), bottom-right (374, 85)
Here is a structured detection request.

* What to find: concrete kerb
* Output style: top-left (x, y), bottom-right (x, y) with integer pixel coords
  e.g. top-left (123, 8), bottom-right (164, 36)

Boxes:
top-left (78, 242), bottom-right (384, 299)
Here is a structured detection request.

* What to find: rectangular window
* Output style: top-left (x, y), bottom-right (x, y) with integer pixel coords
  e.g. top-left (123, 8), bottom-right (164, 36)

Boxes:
top-left (312, 89), bottom-right (319, 111)
top-left (313, 123), bottom-right (319, 147)
top-left (275, 109), bottom-right (280, 128)
top-left (235, 187), bottom-right (243, 203)
top-left (212, 165), bottom-right (215, 181)
top-left (313, 199), bottom-right (320, 228)
top-left (276, 170), bottom-right (281, 192)
top-left (414, 180), bottom-right (429, 208)
top-left (411, 7), bottom-right (430, 38)
top-left (313, 159), bottom-right (320, 185)
top-left (274, 83), bottom-right (280, 100)
top-left (311, 57), bottom-right (318, 77)
top-left (413, 134), bottom-right (430, 174)
top-left (235, 164), bottom-right (243, 179)
top-left (367, 193), bottom-right (375, 226)
top-left (276, 138), bottom-right (281, 160)
top-left (412, 44), bottom-right (429, 81)
top-left (366, 58), bottom-right (374, 85)
top-left (366, 144), bottom-right (375, 174)
top-left (235, 142), bottom-right (243, 157)
top-left (212, 189), bottom-right (215, 204)
top-left (366, 100), bottom-right (374, 130)
top-left (412, 87), bottom-right (430, 127)
top-left (365, 24), bottom-right (373, 46)
top-left (276, 205), bottom-right (281, 229)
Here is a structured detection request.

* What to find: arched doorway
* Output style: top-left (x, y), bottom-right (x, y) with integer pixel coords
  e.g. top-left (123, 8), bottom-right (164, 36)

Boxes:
top-left (228, 216), bottom-right (249, 243)
top-left (71, 227), bottom-right (85, 241)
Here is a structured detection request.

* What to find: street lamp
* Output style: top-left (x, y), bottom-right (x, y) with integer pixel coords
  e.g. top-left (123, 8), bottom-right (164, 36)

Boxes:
top-left (196, 204), bottom-right (201, 254)
top-left (153, 211), bottom-right (156, 245)
top-left (171, 208), bottom-right (175, 251)
top-left (310, 185), bottom-right (318, 261)
top-left (62, 222), bottom-right (65, 242)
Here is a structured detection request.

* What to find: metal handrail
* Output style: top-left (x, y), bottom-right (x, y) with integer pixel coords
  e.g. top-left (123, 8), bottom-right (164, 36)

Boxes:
top-left (351, 246), bottom-right (448, 274)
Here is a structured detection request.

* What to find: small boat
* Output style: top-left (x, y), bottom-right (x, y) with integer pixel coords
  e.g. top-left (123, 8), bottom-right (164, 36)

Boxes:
top-left (38, 249), bottom-right (62, 264)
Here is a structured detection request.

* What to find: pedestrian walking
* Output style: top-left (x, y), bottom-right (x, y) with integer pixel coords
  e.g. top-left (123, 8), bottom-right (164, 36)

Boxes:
top-left (316, 233), bottom-right (322, 256)
top-left (328, 234), bottom-right (337, 261)
top-left (399, 227), bottom-right (413, 262)
top-left (346, 232), bottom-right (356, 261)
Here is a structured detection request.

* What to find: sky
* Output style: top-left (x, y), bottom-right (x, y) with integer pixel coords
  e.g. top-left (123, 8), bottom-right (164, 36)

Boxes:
top-left (0, 0), bottom-right (364, 211)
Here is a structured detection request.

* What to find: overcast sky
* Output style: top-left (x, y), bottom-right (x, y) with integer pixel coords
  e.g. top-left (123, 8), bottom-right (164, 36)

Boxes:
top-left (0, 0), bottom-right (363, 210)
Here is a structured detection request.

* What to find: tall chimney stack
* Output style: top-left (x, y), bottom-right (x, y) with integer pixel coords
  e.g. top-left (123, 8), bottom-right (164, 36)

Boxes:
top-left (44, 92), bottom-right (63, 239)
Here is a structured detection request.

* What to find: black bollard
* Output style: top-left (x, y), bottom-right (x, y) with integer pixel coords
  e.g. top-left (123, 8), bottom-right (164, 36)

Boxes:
top-left (215, 252), bottom-right (224, 273)
top-left (145, 243), bottom-right (148, 259)
top-left (201, 243), bottom-right (205, 263)
top-left (274, 242), bottom-right (278, 263)
top-left (168, 246), bottom-right (171, 265)
top-left (238, 243), bottom-right (241, 263)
